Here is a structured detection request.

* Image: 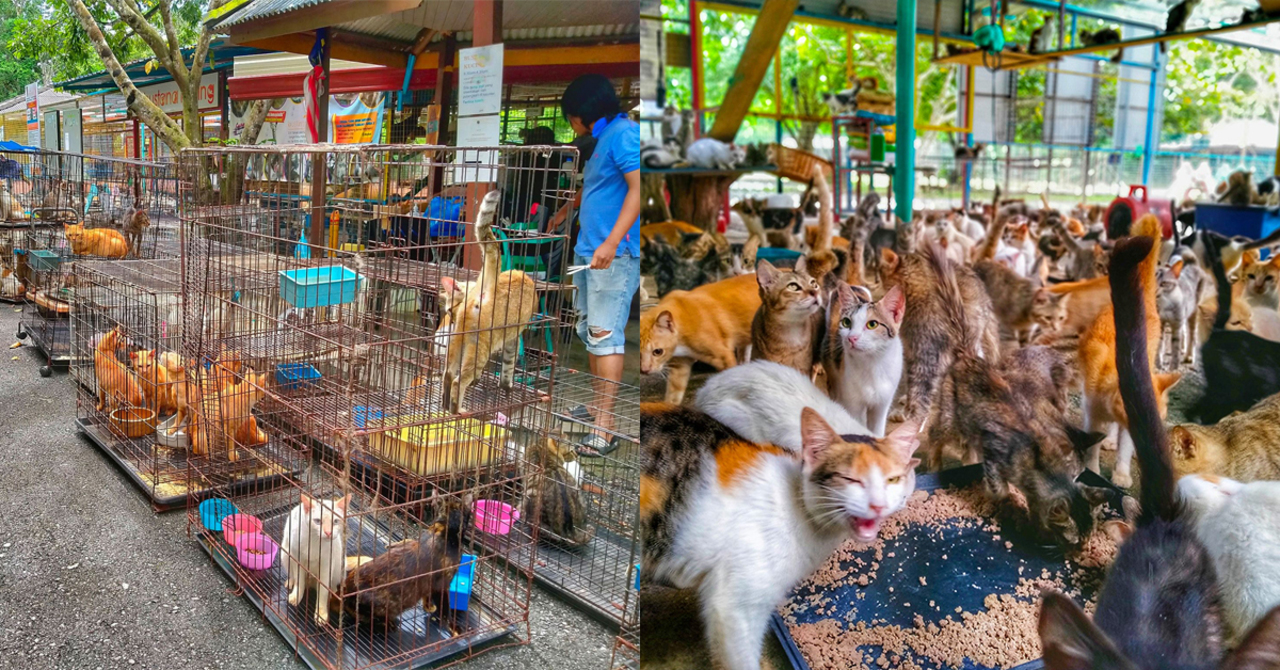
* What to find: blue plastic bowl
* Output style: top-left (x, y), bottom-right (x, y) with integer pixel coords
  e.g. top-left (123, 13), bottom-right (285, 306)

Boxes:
top-left (199, 498), bottom-right (239, 532)
top-left (275, 363), bottom-right (321, 391)
top-left (353, 405), bottom-right (384, 428)
top-left (755, 247), bottom-right (803, 265)
top-left (279, 265), bottom-right (363, 309)
top-left (448, 554), bottom-right (476, 611)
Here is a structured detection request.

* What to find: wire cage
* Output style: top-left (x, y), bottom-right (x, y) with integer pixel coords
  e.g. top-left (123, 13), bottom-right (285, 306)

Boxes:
top-left (0, 149), bottom-right (49, 302)
top-left (610, 573), bottom-right (639, 670)
top-left (14, 153), bottom-right (180, 375)
top-left (178, 143), bottom-right (578, 669)
top-left (68, 258), bottom-right (304, 511)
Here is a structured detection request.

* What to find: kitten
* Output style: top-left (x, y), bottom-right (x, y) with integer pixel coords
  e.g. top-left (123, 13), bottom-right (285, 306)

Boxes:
top-left (123, 208), bottom-right (150, 258)
top-left (749, 258), bottom-right (824, 377)
top-left (1080, 214), bottom-right (1182, 488)
top-left (685, 138), bottom-right (745, 170)
top-left (281, 493), bottom-right (350, 626)
top-left (879, 245), bottom-right (1002, 422)
top-left (696, 359), bottom-right (871, 451)
top-left (1039, 233), bottom-right (1229, 670)
top-left (641, 403), bottom-right (919, 670)
top-left (1169, 392), bottom-right (1280, 482)
top-left (641, 273), bottom-right (761, 404)
top-left (94, 327), bottom-right (146, 413)
top-left (129, 349), bottom-right (178, 415)
top-left (925, 246), bottom-right (1106, 547)
top-left (341, 499), bottom-right (467, 624)
top-left (1186, 236), bottom-right (1280, 424)
top-left (1155, 257), bottom-right (1206, 368)
top-left (974, 258), bottom-right (1069, 347)
top-left (1178, 474), bottom-right (1280, 645)
top-left (1238, 254), bottom-right (1280, 341)
top-left (820, 282), bottom-right (904, 435)
top-left (522, 436), bottom-right (593, 546)
top-left (643, 235), bottom-right (721, 297)
top-left (921, 216), bottom-right (976, 265)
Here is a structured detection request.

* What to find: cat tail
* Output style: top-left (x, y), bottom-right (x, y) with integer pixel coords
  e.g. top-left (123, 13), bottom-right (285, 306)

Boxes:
top-left (924, 243), bottom-right (979, 360)
top-left (1207, 234), bottom-right (1232, 332)
top-left (1109, 235), bottom-right (1176, 525)
top-left (991, 185), bottom-right (1001, 217)
top-left (1240, 225), bottom-right (1280, 254)
top-left (476, 189), bottom-right (502, 295)
top-left (811, 166), bottom-right (833, 254)
top-left (976, 215), bottom-right (1004, 261)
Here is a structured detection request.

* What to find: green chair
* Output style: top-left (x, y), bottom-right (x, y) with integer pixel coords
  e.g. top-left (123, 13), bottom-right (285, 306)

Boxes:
top-left (494, 226), bottom-right (561, 380)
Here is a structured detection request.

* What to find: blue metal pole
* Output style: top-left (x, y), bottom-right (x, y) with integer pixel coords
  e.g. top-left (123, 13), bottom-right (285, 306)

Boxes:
top-left (1141, 43), bottom-right (1160, 185)
top-left (776, 118), bottom-right (784, 193)
top-left (894, 0), bottom-right (917, 223)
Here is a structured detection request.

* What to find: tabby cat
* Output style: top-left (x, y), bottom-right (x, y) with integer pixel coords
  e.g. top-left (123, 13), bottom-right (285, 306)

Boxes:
top-left (749, 258), bottom-right (825, 376)
top-left (523, 436), bottom-right (593, 546)
top-left (1169, 392), bottom-right (1280, 482)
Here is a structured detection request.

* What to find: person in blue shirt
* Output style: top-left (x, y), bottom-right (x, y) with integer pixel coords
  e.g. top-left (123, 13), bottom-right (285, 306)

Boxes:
top-left (557, 74), bottom-right (640, 455)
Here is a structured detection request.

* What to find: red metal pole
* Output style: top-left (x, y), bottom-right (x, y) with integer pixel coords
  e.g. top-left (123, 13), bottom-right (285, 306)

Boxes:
top-left (690, 0), bottom-right (703, 138)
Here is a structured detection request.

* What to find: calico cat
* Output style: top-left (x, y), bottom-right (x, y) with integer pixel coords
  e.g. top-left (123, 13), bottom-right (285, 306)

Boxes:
top-left (974, 258), bottom-right (1069, 347)
top-left (1169, 392), bottom-right (1280, 482)
top-left (64, 223), bottom-right (128, 258)
top-left (342, 500), bottom-right (468, 624)
top-left (749, 259), bottom-right (824, 377)
top-left (641, 403), bottom-right (919, 670)
top-left (438, 191), bottom-right (537, 412)
top-left (924, 247), bottom-right (1107, 547)
top-left (820, 282), bottom-right (904, 435)
top-left (1187, 236), bottom-right (1280, 424)
top-left (129, 349), bottom-right (178, 415)
top-left (1080, 215), bottom-right (1182, 488)
top-left (879, 245), bottom-right (1002, 423)
top-left (94, 327), bottom-right (146, 413)
top-left (281, 493), bottom-right (350, 626)
top-left (640, 273), bottom-right (761, 404)
top-left (123, 208), bottom-right (150, 258)
top-left (190, 371), bottom-right (269, 462)
top-left (1156, 257), bottom-right (1207, 368)
top-left (1178, 474), bottom-right (1280, 645)
top-left (1037, 234), bottom-right (1257, 670)
top-left (696, 360), bottom-right (873, 450)
top-left (523, 436), bottom-right (593, 546)
top-left (994, 221), bottom-right (1037, 277)
top-left (1238, 253), bottom-right (1280, 341)
top-left (684, 138), bottom-right (745, 170)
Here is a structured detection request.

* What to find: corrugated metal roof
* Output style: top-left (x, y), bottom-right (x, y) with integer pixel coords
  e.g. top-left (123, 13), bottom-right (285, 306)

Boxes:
top-left (0, 87), bottom-right (80, 116)
top-left (214, 0), bottom-right (331, 30)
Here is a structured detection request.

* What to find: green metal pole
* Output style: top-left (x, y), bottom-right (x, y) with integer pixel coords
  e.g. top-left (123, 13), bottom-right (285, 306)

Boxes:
top-left (894, 0), bottom-right (917, 224)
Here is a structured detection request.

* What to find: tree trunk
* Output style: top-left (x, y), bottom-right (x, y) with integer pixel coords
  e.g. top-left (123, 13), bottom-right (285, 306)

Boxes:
top-left (796, 121), bottom-right (819, 152)
top-left (667, 173), bottom-right (737, 231)
top-left (222, 100), bottom-right (271, 203)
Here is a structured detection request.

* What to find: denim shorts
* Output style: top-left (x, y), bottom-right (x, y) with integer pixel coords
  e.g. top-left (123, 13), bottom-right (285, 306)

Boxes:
top-left (572, 253), bottom-right (640, 356)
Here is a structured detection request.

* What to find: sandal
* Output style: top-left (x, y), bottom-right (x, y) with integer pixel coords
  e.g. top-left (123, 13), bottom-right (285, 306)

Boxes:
top-left (576, 433), bottom-right (613, 457)
top-left (569, 404), bottom-right (596, 423)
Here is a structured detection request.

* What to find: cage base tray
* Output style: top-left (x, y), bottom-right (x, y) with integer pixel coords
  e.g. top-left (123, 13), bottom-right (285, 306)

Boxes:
top-left (19, 316), bottom-right (73, 364)
top-left (77, 417), bottom-right (302, 512)
top-left (196, 512), bottom-right (517, 670)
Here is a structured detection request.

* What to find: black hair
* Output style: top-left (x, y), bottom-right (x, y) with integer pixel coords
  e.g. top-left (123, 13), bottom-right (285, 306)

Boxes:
top-left (561, 74), bottom-right (621, 127)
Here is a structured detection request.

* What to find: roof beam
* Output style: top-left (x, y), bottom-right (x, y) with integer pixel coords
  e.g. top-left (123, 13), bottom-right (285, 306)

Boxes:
top-left (225, 0), bottom-right (421, 45)
top-left (707, 0), bottom-right (798, 142)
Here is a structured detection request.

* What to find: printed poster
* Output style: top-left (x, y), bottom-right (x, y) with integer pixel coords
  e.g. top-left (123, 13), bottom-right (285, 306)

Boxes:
top-left (25, 83), bottom-right (39, 147)
top-left (458, 44), bottom-right (503, 117)
top-left (329, 93), bottom-right (385, 144)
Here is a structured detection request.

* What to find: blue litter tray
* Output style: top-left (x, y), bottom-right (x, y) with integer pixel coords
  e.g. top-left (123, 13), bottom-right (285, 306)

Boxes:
top-left (279, 265), bottom-right (363, 308)
top-left (353, 405), bottom-right (384, 428)
top-left (199, 498), bottom-right (238, 532)
top-left (448, 554), bottom-right (476, 611)
top-left (756, 247), bottom-right (804, 265)
top-left (1195, 202), bottom-right (1280, 258)
top-left (275, 363), bottom-right (321, 391)
top-left (26, 249), bottom-right (62, 272)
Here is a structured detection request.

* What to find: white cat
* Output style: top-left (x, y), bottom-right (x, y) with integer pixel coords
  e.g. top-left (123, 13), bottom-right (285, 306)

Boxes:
top-left (821, 282), bottom-right (905, 436)
top-left (280, 493), bottom-right (350, 626)
top-left (685, 138), bottom-right (746, 170)
top-left (919, 217), bottom-right (976, 265)
top-left (696, 360), bottom-right (871, 451)
top-left (1177, 474), bottom-right (1280, 644)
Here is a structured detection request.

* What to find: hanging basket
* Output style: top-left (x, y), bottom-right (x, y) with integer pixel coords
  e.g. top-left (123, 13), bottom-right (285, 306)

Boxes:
top-left (770, 144), bottom-right (833, 184)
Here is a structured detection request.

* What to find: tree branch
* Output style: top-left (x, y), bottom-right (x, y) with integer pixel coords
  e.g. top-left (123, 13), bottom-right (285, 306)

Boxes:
top-left (100, 0), bottom-right (172, 73)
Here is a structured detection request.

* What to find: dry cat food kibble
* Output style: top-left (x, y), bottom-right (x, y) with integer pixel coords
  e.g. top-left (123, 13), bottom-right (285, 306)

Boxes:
top-left (780, 485), bottom-right (1120, 670)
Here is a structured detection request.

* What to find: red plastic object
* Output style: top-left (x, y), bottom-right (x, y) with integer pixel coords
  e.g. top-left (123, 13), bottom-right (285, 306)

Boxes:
top-left (718, 191), bottom-right (729, 234)
top-left (1105, 185), bottom-right (1174, 239)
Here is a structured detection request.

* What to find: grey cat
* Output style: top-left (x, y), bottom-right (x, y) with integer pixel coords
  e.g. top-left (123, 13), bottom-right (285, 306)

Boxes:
top-left (1156, 252), bottom-right (1208, 369)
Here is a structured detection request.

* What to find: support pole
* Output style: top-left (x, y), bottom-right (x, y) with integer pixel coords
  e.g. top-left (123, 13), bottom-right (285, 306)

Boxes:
top-left (894, 0), bottom-right (917, 225)
top-left (1141, 42), bottom-right (1159, 185)
top-left (690, 0), bottom-right (703, 137)
top-left (309, 31), bottom-right (330, 257)
top-left (774, 49), bottom-right (783, 194)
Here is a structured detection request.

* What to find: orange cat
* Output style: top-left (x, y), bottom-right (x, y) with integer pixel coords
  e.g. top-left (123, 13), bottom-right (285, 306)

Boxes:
top-left (161, 353), bottom-right (201, 436)
top-left (94, 327), bottom-right (145, 412)
top-left (1079, 214), bottom-right (1181, 488)
top-left (64, 223), bottom-right (128, 258)
top-left (1046, 275), bottom-right (1111, 338)
top-left (129, 349), bottom-right (178, 415)
top-left (191, 371), bottom-right (269, 462)
top-left (641, 220), bottom-right (704, 247)
top-left (640, 272), bottom-right (760, 404)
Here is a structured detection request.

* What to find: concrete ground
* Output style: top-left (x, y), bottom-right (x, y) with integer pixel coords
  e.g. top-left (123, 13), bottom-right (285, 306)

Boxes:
top-left (0, 305), bottom-right (615, 670)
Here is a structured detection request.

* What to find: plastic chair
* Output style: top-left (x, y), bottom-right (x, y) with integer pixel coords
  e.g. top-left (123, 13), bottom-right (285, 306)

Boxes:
top-left (494, 226), bottom-right (559, 378)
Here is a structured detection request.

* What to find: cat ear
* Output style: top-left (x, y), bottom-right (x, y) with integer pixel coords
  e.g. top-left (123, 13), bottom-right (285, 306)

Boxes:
top-left (756, 260), bottom-right (779, 287)
top-left (1220, 605), bottom-right (1280, 670)
top-left (334, 494), bottom-right (352, 515)
top-left (1065, 426), bottom-right (1106, 458)
top-left (794, 255), bottom-right (808, 276)
top-left (882, 419), bottom-right (921, 462)
top-left (1078, 484), bottom-right (1111, 508)
top-left (1170, 259), bottom-right (1184, 278)
top-left (1169, 426), bottom-right (1197, 459)
top-left (440, 276), bottom-right (456, 294)
top-left (880, 284), bottom-right (906, 325)
top-left (300, 493), bottom-right (314, 513)
top-left (1155, 372), bottom-right (1183, 394)
top-left (654, 310), bottom-right (675, 333)
top-left (799, 407), bottom-right (838, 469)
top-left (1037, 591), bottom-right (1131, 670)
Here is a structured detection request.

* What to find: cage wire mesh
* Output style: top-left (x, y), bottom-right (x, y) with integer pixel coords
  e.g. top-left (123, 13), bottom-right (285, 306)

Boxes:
top-left (178, 143), bottom-right (584, 669)
top-left (12, 152), bottom-right (179, 373)
top-left (0, 149), bottom-right (47, 302)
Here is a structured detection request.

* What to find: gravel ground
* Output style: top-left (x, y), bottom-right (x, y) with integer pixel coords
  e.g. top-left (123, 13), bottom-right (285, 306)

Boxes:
top-left (0, 306), bottom-right (615, 670)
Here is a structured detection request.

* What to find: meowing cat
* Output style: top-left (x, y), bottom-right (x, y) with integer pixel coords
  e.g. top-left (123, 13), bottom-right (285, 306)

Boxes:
top-left (1155, 257), bottom-right (1207, 369)
top-left (281, 493), bottom-right (350, 626)
top-left (1080, 214), bottom-right (1182, 488)
top-left (820, 282), bottom-right (904, 435)
top-left (685, 138), bottom-right (745, 170)
top-left (1178, 474), bottom-right (1280, 645)
top-left (641, 403), bottom-right (919, 670)
top-left (994, 221), bottom-right (1036, 278)
top-left (1169, 392), bottom-right (1280, 482)
top-left (522, 436), bottom-right (593, 546)
top-left (1038, 234), bottom-right (1230, 670)
top-left (640, 273), bottom-right (761, 404)
top-left (696, 360), bottom-right (872, 450)
top-left (925, 246), bottom-right (1107, 547)
top-left (749, 258), bottom-right (824, 377)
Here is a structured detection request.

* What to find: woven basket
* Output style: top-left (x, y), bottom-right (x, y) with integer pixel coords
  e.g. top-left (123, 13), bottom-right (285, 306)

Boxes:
top-left (770, 144), bottom-right (833, 183)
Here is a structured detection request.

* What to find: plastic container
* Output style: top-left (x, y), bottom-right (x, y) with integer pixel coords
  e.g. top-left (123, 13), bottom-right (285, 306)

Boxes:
top-left (234, 532), bottom-right (279, 571)
top-left (155, 414), bottom-right (188, 449)
top-left (221, 514), bottom-right (263, 545)
top-left (755, 247), bottom-right (804, 265)
top-left (109, 407), bottom-right (157, 438)
top-left (278, 265), bottom-right (363, 308)
top-left (27, 249), bottom-right (62, 272)
top-left (1105, 185), bottom-right (1174, 239)
top-left (275, 363), bottom-right (321, 391)
top-left (473, 500), bottom-right (520, 535)
top-left (1194, 202), bottom-right (1280, 253)
top-left (353, 405), bottom-right (384, 428)
top-left (448, 554), bottom-right (476, 611)
top-left (199, 498), bottom-right (238, 532)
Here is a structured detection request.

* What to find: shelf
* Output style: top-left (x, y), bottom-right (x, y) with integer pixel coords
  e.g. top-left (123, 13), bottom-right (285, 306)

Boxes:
top-left (642, 164), bottom-right (778, 176)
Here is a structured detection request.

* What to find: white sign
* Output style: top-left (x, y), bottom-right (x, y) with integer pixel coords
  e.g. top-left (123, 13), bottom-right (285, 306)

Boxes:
top-left (456, 115), bottom-right (502, 183)
top-left (458, 43), bottom-right (504, 117)
top-left (25, 83), bottom-right (39, 147)
top-left (140, 72), bottom-right (221, 114)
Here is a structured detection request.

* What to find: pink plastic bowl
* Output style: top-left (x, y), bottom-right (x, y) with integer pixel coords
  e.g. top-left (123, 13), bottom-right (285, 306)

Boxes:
top-left (234, 532), bottom-right (279, 571)
top-left (221, 514), bottom-right (263, 545)
top-left (474, 500), bottom-right (520, 535)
